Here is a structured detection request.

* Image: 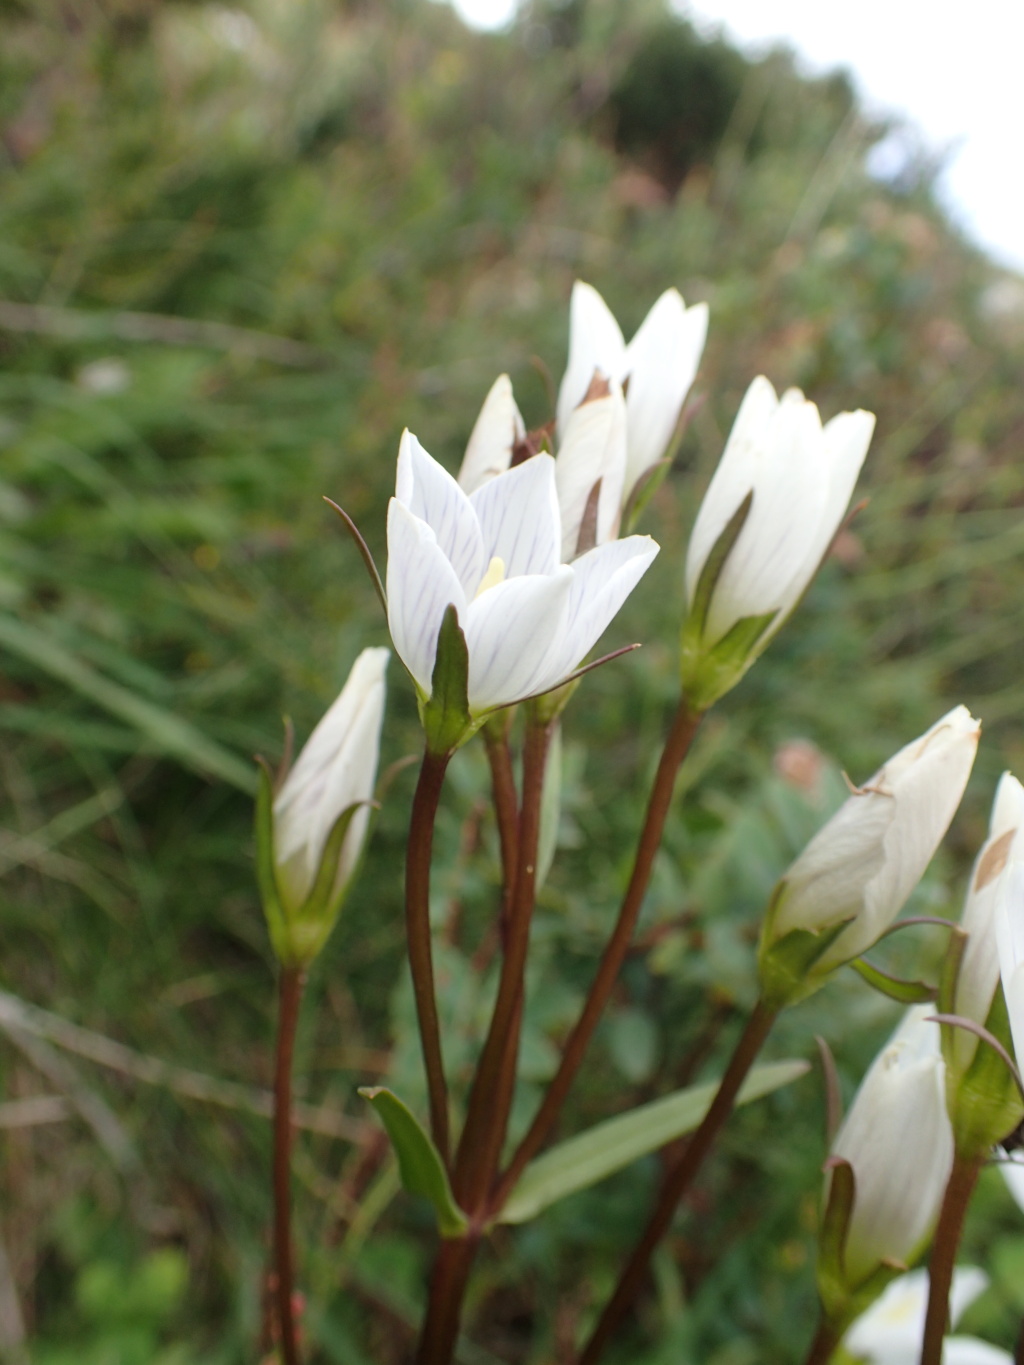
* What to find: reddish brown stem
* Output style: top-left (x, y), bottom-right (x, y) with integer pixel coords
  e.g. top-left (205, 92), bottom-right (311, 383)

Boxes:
top-left (920, 1150), bottom-right (984, 1365)
top-left (406, 747), bottom-right (454, 1165)
top-left (578, 997), bottom-right (778, 1364)
top-left (273, 965), bottom-right (305, 1365)
top-left (415, 1235), bottom-right (479, 1365)
top-left (802, 1319), bottom-right (841, 1365)
top-left (454, 714), bottom-right (553, 1211)
top-left (491, 698), bottom-right (702, 1214)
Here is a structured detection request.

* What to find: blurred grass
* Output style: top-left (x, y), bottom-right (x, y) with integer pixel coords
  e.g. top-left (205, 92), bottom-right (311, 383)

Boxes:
top-left (2, 0), bottom-right (1024, 1360)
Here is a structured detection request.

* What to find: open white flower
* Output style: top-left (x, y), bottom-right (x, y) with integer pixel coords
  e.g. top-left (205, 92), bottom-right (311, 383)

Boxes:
top-left (764, 706), bottom-right (980, 980)
top-left (952, 774), bottom-right (1024, 1073)
top-left (995, 862), bottom-right (1024, 1067)
top-left (556, 280), bottom-right (708, 500)
top-left (830, 1007), bottom-right (954, 1288)
top-left (681, 377), bottom-right (874, 706)
top-left (845, 1267), bottom-right (1006, 1365)
top-left (387, 431), bottom-right (658, 717)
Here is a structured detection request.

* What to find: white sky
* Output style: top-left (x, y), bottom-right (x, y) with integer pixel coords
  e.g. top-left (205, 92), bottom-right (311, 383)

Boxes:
top-left (447, 0), bottom-right (1024, 275)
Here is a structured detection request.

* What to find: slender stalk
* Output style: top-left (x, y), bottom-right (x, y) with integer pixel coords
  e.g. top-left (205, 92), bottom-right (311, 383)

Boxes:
top-left (273, 965), bottom-right (305, 1365)
top-left (920, 1150), bottom-right (985, 1365)
top-left (491, 698), bottom-right (702, 1214)
top-left (412, 726), bottom-right (537, 1365)
top-left (415, 1235), bottom-right (479, 1365)
top-left (407, 747), bottom-right (454, 1165)
top-left (578, 997), bottom-right (778, 1364)
top-left (455, 713), bottom-right (553, 1211)
top-left (483, 719), bottom-right (519, 933)
top-left (802, 1319), bottom-right (841, 1365)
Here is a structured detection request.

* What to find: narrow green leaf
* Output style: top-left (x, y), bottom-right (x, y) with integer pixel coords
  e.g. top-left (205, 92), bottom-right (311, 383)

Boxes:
top-left (0, 613), bottom-right (256, 792)
top-left (817, 1157), bottom-right (856, 1319)
top-left (359, 1087), bottom-right (468, 1237)
top-left (497, 1059), bottom-right (809, 1225)
top-left (421, 604), bottom-right (473, 755)
top-left (849, 958), bottom-right (936, 1004)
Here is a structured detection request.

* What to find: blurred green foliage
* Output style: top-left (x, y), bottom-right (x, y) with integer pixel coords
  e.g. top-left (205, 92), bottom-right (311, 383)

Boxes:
top-left (2, 0), bottom-right (1024, 1359)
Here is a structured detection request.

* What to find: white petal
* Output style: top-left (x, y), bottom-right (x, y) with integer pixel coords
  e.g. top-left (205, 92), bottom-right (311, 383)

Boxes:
top-left (463, 568), bottom-right (573, 710)
top-left (623, 293), bottom-right (708, 496)
top-left (273, 647), bottom-right (388, 905)
top-left (833, 1010), bottom-right (953, 1285)
top-left (1001, 1159), bottom-right (1024, 1213)
top-left (395, 430), bottom-right (486, 595)
top-left (954, 773), bottom-right (1024, 1069)
top-left (845, 1268), bottom-right (992, 1365)
top-left (555, 388), bottom-right (628, 558)
top-left (685, 376), bottom-right (781, 606)
top-left (458, 374), bottom-right (524, 494)
top-left (556, 281), bottom-right (627, 437)
top-left (943, 1340), bottom-right (1013, 1365)
top-left (386, 499), bottom-right (468, 696)
top-left (552, 535), bottom-right (659, 678)
top-left (469, 454), bottom-right (561, 577)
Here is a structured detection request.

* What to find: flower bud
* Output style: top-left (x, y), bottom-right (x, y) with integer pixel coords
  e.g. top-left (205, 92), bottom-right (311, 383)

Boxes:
top-left (950, 774), bottom-right (1024, 1079)
top-left (681, 377), bottom-right (874, 709)
top-left (759, 707), bottom-right (980, 1003)
top-left (257, 647), bottom-right (388, 966)
top-left (829, 1007), bottom-right (953, 1289)
top-left (995, 861), bottom-right (1024, 1071)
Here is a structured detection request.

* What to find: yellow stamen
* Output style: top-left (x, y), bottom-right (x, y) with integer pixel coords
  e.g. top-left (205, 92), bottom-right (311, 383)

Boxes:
top-left (475, 555), bottom-right (507, 597)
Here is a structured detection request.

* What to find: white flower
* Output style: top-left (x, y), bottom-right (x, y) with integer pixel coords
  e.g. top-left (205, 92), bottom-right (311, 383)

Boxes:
top-left (272, 646), bottom-right (389, 915)
top-left (1000, 1158), bottom-right (1024, 1212)
top-left (682, 377), bottom-right (874, 702)
top-left (556, 280), bottom-right (708, 501)
top-left (995, 862), bottom-right (1024, 1068)
top-left (831, 1007), bottom-right (954, 1287)
top-left (555, 379), bottom-right (628, 559)
top-left (766, 707), bottom-right (980, 976)
top-left (458, 374), bottom-right (526, 496)
top-left (953, 774), bottom-right (1024, 1073)
top-left (845, 1267), bottom-right (1007, 1365)
top-left (387, 431), bottom-right (658, 717)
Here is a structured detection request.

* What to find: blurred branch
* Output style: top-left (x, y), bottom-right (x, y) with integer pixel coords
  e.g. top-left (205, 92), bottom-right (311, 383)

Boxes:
top-left (0, 1232), bottom-right (28, 1365)
top-left (0, 990), bottom-right (368, 1143)
top-left (0, 299), bottom-right (334, 369)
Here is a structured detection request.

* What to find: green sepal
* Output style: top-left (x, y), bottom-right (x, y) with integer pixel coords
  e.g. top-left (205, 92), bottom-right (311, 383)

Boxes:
top-left (496, 1059), bottom-right (809, 1226)
top-left (420, 604), bottom-right (476, 756)
top-left (281, 801), bottom-right (363, 966)
top-left (681, 608), bottom-right (778, 712)
top-left (359, 1087), bottom-right (468, 1238)
top-left (816, 1161), bottom-right (905, 1334)
top-left (849, 958), bottom-right (936, 1005)
top-left (622, 458), bottom-right (672, 533)
top-left (937, 926), bottom-right (969, 1074)
top-left (948, 985), bottom-right (1024, 1159)
top-left (255, 758), bottom-right (289, 962)
top-left (686, 490), bottom-right (754, 638)
top-left (757, 890), bottom-right (856, 1009)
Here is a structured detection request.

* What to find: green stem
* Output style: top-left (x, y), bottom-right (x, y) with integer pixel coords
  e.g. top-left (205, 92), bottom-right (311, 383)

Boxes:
top-left (578, 997), bottom-right (778, 1364)
top-left (273, 965), bottom-right (305, 1365)
top-left (406, 747), bottom-right (454, 1165)
top-left (920, 1150), bottom-right (984, 1365)
top-left (455, 712), bottom-right (553, 1212)
top-left (491, 698), bottom-right (702, 1215)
